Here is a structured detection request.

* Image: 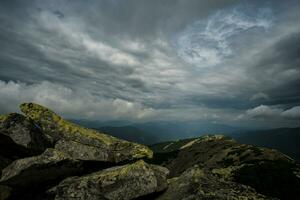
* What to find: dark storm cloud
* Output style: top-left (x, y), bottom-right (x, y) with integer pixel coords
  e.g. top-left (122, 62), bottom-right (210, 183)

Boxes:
top-left (0, 0), bottom-right (300, 127)
top-left (246, 32), bottom-right (300, 108)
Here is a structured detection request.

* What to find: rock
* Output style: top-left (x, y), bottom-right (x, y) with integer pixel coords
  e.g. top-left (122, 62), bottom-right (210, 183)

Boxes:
top-left (157, 135), bottom-right (292, 177)
top-left (0, 155), bottom-right (12, 172)
top-left (0, 132), bottom-right (35, 172)
top-left (155, 165), bottom-right (274, 200)
top-left (151, 135), bottom-right (300, 199)
top-left (0, 185), bottom-right (11, 200)
top-left (0, 113), bottom-right (52, 154)
top-left (0, 113), bottom-right (52, 171)
top-left (20, 103), bottom-right (153, 163)
top-left (49, 160), bottom-right (169, 200)
top-left (0, 148), bottom-right (83, 190)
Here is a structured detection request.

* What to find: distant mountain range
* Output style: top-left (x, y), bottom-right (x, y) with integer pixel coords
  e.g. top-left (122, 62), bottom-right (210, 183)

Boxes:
top-left (96, 126), bottom-right (158, 145)
top-left (72, 119), bottom-right (246, 143)
top-left (1, 103), bottom-right (299, 199)
top-left (72, 119), bottom-right (300, 160)
top-left (231, 127), bottom-right (300, 161)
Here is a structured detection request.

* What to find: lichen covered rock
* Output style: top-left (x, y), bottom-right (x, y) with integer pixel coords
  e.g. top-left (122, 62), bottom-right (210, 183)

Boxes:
top-left (152, 135), bottom-right (299, 199)
top-left (155, 165), bottom-right (273, 200)
top-left (0, 113), bottom-right (52, 154)
top-left (20, 103), bottom-right (153, 163)
top-left (49, 160), bottom-right (169, 200)
top-left (0, 113), bottom-right (52, 171)
top-left (0, 149), bottom-right (83, 189)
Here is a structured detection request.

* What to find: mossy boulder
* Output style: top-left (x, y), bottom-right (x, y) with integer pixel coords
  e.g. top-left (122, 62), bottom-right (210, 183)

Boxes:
top-left (19, 103), bottom-right (153, 163)
top-left (49, 160), bottom-right (169, 200)
top-left (155, 165), bottom-right (272, 200)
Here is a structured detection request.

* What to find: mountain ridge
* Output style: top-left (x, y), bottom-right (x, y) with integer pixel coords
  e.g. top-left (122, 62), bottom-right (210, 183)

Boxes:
top-left (0, 103), bottom-right (299, 199)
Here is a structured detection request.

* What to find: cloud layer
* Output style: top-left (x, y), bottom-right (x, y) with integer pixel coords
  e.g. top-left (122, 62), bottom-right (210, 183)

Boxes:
top-left (0, 0), bottom-right (300, 128)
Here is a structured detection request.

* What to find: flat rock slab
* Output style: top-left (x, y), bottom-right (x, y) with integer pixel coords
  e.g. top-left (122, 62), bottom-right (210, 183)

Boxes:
top-left (0, 149), bottom-right (83, 189)
top-left (49, 160), bottom-right (169, 200)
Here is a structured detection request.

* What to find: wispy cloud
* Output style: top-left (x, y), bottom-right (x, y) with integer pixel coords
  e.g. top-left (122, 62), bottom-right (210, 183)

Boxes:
top-left (0, 0), bottom-right (300, 127)
top-left (175, 5), bottom-right (274, 68)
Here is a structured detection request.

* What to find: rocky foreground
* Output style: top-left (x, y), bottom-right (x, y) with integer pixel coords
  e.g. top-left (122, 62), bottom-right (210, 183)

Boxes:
top-left (0, 103), bottom-right (299, 200)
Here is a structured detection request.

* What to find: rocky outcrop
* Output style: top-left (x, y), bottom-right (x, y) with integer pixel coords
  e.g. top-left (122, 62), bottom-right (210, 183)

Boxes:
top-left (20, 103), bottom-right (153, 163)
top-left (151, 135), bottom-right (293, 177)
top-left (0, 113), bottom-right (52, 171)
top-left (0, 113), bottom-right (52, 152)
top-left (0, 149), bottom-right (83, 190)
top-left (151, 135), bottom-right (300, 199)
top-left (155, 165), bottom-right (273, 200)
top-left (49, 160), bottom-right (169, 200)
top-left (1, 103), bottom-right (299, 200)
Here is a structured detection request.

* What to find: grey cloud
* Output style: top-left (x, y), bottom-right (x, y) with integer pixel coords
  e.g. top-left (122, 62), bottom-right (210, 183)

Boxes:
top-left (250, 93), bottom-right (269, 101)
top-left (245, 105), bottom-right (283, 118)
top-left (281, 106), bottom-right (300, 119)
top-left (243, 105), bottom-right (300, 120)
top-left (0, 0), bottom-right (300, 128)
top-left (0, 80), bottom-right (155, 120)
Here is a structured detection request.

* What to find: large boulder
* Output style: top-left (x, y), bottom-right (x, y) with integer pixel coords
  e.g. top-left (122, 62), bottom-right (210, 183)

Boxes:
top-left (0, 113), bottom-right (52, 152)
top-left (49, 160), bottom-right (169, 200)
top-left (0, 113), bottom-right (52, 171)
top-left (20, 103), bottom-right (153, 163)
top-left (155, 165), bottom-right (273, 200)
top-left (0, 148), bottom-right (83, 190)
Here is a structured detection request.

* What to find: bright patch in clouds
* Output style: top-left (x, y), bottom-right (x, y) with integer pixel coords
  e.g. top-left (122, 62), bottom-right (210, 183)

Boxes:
top-left (175, 5), bottom-right (273, 68)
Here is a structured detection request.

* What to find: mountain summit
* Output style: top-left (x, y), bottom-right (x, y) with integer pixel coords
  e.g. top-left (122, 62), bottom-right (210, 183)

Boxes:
top-left (0, 103), bottom-right (299, 199)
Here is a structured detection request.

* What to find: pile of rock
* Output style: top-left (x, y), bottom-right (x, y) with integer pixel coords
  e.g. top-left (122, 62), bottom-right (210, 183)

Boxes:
top-left (0, 103), bottom-right (167, 200)
top-left (1, 103), bottom-right (291, 200)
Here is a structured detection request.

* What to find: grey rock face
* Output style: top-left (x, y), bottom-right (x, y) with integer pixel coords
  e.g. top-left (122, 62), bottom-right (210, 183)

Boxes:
top-left (0, 113), bottom-right (52, 154)
top-left (49, 160), bottom-right (169, 200)
top-left (0, 113), bottom-right (52, 172)
top-left (0, 149), bottom-right (83, 189)
top-left (55, 139), bottom-right (112, 162)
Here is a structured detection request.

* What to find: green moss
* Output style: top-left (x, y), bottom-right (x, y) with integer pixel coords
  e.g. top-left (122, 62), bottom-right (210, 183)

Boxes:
top-left (0, 114), bottom-right (8, 123)
top-left (19, 103), bottom-right (153, 159)
top-left (20, 103), bottom-right (119, 145)
top-left (84, 160), bottom-right (149, 179)
top-left (250, 146), bottom-right (263, 156)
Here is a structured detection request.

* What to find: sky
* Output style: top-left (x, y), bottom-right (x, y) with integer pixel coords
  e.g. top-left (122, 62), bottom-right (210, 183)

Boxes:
top-left (0, 0), bottom-right (300, 128)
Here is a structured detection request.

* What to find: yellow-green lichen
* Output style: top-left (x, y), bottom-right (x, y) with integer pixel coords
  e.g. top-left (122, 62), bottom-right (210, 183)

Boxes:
top-left (131, 146), bottom-right (153, 159)
top-left (20, 103), bottom-right (118, 145)
top-left (0, 113), bottom-right (22, 123)
top-left (0, 114), bottom-right (8, 123)
top-left (19, 103), bottom-right (153, 159)
top-left (82, 160), bottom-right (149, 181)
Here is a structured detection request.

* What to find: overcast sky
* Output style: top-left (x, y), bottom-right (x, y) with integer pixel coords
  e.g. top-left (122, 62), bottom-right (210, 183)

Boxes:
top-left (0, 0), bottom-right (300, 128)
